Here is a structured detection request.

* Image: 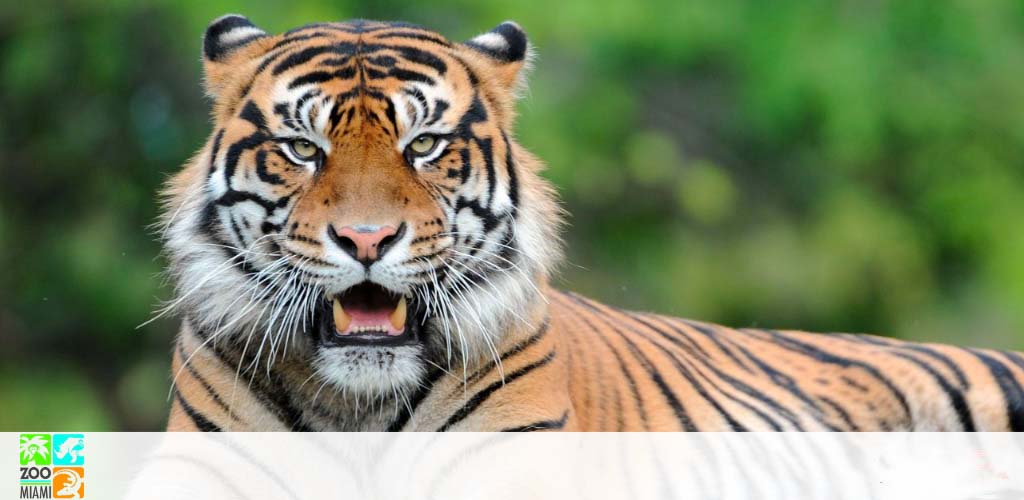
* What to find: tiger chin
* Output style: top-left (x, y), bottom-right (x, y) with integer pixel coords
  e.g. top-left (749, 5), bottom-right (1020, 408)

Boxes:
top-left (160, 15), bottom-right (1024, 432)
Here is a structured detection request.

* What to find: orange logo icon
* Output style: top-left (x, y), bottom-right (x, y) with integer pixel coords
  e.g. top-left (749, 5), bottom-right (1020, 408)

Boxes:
top-left (52, 467), bottom-right (85, 499)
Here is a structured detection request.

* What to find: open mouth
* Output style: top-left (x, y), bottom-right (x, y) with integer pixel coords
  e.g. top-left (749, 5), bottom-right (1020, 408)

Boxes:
top-left (316, 282), bottom-right (423, 347)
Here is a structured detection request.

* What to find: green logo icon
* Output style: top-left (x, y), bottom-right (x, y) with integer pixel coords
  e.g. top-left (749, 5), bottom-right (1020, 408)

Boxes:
top-left (19, 434), bottom-right (52, 466)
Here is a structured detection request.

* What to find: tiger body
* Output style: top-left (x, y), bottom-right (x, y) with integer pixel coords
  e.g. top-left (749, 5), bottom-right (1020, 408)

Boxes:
top-left (170, 287), bottom-right (1024, 431)
top-left (163, 16), bottom-right (1024, 432)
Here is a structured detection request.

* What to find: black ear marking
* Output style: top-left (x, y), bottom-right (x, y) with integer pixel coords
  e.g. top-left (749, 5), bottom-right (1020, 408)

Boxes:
top-left (465, 21), bottom-right (529, 63)
top-left (203, 14), bottom-right (267, 62)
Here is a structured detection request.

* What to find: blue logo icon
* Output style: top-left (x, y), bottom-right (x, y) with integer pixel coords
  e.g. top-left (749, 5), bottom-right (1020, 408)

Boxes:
top-left (52, 434), bottom-right (85, 466)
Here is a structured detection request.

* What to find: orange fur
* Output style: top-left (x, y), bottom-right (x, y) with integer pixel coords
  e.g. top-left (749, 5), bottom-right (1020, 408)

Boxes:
top-left (164, 18), bottom-right (1024, 432)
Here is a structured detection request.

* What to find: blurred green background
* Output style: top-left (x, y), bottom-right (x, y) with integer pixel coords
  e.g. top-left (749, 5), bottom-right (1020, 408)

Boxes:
top-left (2, 0), bottom-right (1023, 430)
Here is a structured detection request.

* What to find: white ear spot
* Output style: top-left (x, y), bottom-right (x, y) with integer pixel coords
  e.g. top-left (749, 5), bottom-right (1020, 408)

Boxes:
top-left (203, 14), bottom-right (267, 62)
top-left (469, 32), bottom-right (509, 51)
top-left (465, 21), bottom-right (529, 63)
top-left (218, 26), bottom-right (267, 45)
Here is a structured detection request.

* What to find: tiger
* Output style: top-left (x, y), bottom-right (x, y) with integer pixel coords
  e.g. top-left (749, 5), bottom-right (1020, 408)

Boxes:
top-left (160, 14), bottom-right (1024, 432)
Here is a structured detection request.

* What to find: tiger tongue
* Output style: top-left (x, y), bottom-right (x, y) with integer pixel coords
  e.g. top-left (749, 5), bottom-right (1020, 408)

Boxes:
top-left (332, 296), bottom-right (406, 336)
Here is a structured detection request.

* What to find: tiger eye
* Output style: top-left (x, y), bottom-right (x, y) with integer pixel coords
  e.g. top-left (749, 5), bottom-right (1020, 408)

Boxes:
top-left (289, 139), bottom-right (319, 160)
top-left (408, 135), bottom-right (437, 155)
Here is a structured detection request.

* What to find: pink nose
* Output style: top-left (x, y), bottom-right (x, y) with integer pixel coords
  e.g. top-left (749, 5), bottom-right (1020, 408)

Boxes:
top-left (329, 224), bottom-right (401, 264)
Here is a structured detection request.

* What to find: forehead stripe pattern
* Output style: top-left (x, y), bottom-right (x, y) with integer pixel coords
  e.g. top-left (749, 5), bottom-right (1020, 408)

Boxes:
top-left (201, 21), bottom-right (526, 286)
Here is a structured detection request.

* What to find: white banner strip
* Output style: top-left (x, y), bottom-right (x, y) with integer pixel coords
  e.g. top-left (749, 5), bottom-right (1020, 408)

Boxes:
top-left (5, 432), bottom-right (1023, 499)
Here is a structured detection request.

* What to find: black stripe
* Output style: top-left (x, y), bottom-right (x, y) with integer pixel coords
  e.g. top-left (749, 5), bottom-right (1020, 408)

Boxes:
top-left (390, 45), bottom-right (448, 75)
top-left (818, 395), bottom-right (860, 431)
top-left (899, 344), bottom-right (971, 388)
top-left (629, 313), bottom-right (793, 431)
top-left (239, 100), bottom-right (268, 131)
top-left (1000, 350), bottom-right (1024, 373)
top-left (840, 375), bottom-right (870, 393)
top-left (426, 100), bottom-right (450, 127)
top-left (764, 329), bottom-right (913, 425)
top-left (228, 213), bottom-right (248, 248)
top-left (272, 44), bottom-right (355, 75)
top-left (565, 293), bottom-right (697, 431)
top-left (889, 351), bottom-right (976, 431)
top-left (365, 55), bottom-right (397, 67)
top-left (438, 350), bottom-right (556, 431)
top-left (214, 188), bottom-right (289, 214)
top-left (403, 86), bottom-right (430, 119)
top-left (386, 367), bottom-right (444, 431)
top-left (464, 319), bottom-right (550, 387)
top-left (283, 22), bottom-right (358, 36)
top-left (600, 311), bottom-right (746, 431)
top-left (611, 383), bottom-right (626, 431)
top-left (478, 136), bottom-right (498, 208)
top-left (222, 129), bottom-right (266, 185)
top-left (289, 67), bottom-right (358, 89)
top-left (387, 67), bottom-right (435, 85)
top-left (271, 31), bottom-right (331, 50)
top-left (679, 319), bottom-right (755, 374)
top-left (273, 41), bottom-right (447, 77)
top-left (381, 97), bottom-right (398, 136)
top-left (583, 312), bottom-right (650, 430)
top-left (968, 348), bottom-right (1024, 431)
top-left (458, 94), bottom-right (489, 132)
top-left (376, 30), bottom-right (452, 47)
top-left (261, 372), bottom-right (313, 432)
top-left (176, 344), bottom-right (240, 423)
top-left (500, 132), bottom-right (520, 216)
top-left (194, 206), bottom-right (259, 278)
top-left (730, 340), bottom-right (838, 430)
top-left (453, 195), bottom-right (503, 234)
top-left (206, 128), bottom-right (225, 178)
top-left (847, 335), bottom-right (971, 389)
top-left (500, 411), bottom-right (569, 432)
top-left (185, 321), bottom-right (238, 374)
top-left (255, 150), bottom-right (285, 185)
top-left (173, 387), bottom-right (221, 432)
top-left (189, 326), bottom-right (312, 431)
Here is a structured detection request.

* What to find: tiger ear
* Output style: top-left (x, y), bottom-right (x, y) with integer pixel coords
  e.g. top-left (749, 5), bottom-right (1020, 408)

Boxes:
top-left (202, 14), bottom-right (270, 97)
top-left (463, 21), bottom-right (533, 95)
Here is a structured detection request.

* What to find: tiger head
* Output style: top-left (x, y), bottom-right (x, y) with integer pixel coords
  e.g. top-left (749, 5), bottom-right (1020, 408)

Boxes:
top-left (162, 16), bottom-right (562, 395)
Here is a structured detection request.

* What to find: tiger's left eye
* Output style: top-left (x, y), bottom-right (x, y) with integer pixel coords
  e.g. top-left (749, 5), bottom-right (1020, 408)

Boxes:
top-left (287, 139), bottom-right (319, 161)
top-left (407, 135), bottom-right (438, 156)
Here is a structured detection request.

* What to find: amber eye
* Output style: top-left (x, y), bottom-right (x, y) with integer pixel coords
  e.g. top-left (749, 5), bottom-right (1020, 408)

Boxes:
top-left (407, 134), bottom-right (438, 156)
top-left (287, 138), bottom-right (319, 162)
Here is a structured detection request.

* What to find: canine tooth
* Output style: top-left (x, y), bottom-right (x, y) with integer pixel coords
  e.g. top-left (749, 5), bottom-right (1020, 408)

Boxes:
top-left (333, 299), bottom-right (351, 333)
top-left (391, 296), bottom-right (407, 330)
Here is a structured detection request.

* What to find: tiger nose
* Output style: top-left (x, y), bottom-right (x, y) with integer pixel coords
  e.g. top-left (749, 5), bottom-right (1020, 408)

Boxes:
top-left (328, 223), bottom-right (405, 265)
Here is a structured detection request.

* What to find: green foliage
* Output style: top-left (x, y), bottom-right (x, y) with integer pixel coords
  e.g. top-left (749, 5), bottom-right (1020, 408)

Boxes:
top-left (1, 0), bottom-right (1022, 430)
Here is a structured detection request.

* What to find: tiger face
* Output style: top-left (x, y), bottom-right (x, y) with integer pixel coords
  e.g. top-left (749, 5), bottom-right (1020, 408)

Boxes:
top-left (162, 17), bottom-right (561, 396)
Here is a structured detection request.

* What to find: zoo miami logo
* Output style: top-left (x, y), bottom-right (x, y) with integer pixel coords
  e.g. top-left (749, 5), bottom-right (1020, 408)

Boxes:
top-left (17, 434), bottom-right (85, 499)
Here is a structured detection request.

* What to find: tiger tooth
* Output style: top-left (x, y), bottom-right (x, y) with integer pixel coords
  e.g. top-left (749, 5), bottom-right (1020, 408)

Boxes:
top-left (390, 296), bottom-right (407, 330)
top-left (333, 299), bottom-right (351, 334)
